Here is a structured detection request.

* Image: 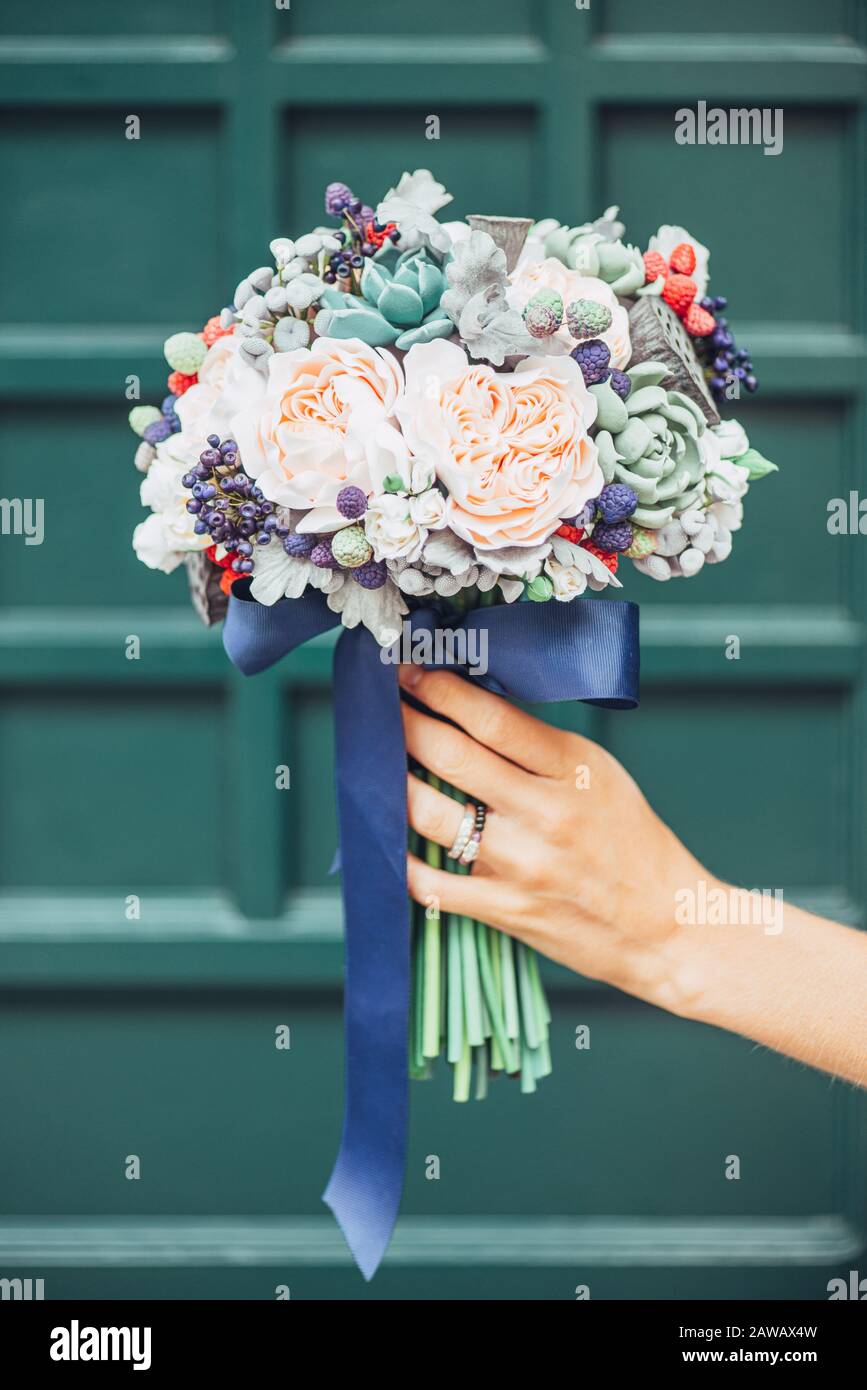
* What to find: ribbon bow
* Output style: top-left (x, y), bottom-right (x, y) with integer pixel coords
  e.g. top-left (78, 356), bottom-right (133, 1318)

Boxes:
top-left (224, 585), bottom-right (639, 1278)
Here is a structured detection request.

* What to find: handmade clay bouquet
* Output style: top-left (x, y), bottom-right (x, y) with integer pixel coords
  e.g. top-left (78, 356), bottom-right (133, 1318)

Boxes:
top-left (130, 170), bottom-right (776, 1275)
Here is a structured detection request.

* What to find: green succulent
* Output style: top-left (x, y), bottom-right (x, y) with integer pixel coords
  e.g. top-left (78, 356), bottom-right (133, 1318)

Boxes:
top-left (589, 361), bottom-right (710, 529)
top-left (542, 225), bottom-right (645, 296)
top-left (313, 247), bottom-right (454, 350)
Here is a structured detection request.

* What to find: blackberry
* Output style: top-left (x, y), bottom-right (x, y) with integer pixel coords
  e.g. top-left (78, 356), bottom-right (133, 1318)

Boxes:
top-left (597, 483), bottom-right (638, 524)
top-left (570, 338), bottom-right (611, 386)
top-left (608, 369), bottom-right (632, 400)
top-left (592, 520), bottom-right (634, 552)
top-left (283, 532), bottom-right (317, 558)
top-left (351, 558), bottom-right (388, 589)
top-left (336, 485), bottom-right (368, 520)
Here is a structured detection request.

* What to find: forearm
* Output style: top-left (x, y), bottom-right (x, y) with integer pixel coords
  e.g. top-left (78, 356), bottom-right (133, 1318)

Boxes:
top-left (665, 884), bottom-right (867, 1087)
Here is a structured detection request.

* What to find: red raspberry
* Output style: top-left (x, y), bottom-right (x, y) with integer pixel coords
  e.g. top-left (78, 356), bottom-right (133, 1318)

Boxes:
top-left (202, 315), bottom-right (232, 347)
top-left (668, 242), bottom-right (697, 276)
top-left (643, 250), bottom-right (668, 284)
top-left (555, 523), bottom-right (585, 543)
top-left (167, 370), bottom-right (198, 396)
top-left (682, 302), bottom-right (716, 337)
top-left (662, 273), bottom-right (697, 317)
top-left (580, 540), bottom-right (619, 574)
top-left (365, 220), bottom-right (397, 249)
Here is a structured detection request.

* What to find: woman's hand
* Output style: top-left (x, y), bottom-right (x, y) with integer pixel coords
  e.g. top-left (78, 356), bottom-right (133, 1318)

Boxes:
top-left (400, 664), bottom-right (704, 1015)
top-left (400, 665), bottom-right (867, 1086)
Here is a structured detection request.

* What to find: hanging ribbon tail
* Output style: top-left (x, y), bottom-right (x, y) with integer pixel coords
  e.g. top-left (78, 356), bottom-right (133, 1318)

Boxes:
top-left (323, 625), bottom-right (410, 1280)
top-left (224, 585), bottom-right (410, 1281)
top-left (223, 584), bottom-right (640, 1282)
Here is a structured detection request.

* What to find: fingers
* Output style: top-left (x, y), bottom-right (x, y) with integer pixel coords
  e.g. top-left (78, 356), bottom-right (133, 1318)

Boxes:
top-left (406, 853), bottom-right (523, 927)
top-left (402, 701), bottom-right (526, 813)
top-left (407, 773), bottom-right (467, 850)
top-left (407, 773), bottom-right (508, 869)
top-left (398, 666), bottom-right (569, 779)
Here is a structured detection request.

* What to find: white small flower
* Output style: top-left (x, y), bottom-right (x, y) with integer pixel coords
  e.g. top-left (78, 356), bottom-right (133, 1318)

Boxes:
top-left (133, 438), bottom-right (210, 573)
top-left (409, 487), bottom-right (447, 530)
top-left (364, 493), bottom-right (427, 561)
top-left (712, 417), bottom-right (750, 460)
top-left (377, 169), bottom-right (454, 254)
top-left (409, 460), bottom-right (436, 495)
top-left (707, 457), bottom-right (750, 505)
top-left (545, 557), bottom-right (589, 601)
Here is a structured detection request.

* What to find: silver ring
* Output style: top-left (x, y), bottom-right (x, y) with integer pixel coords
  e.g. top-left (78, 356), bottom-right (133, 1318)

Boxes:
top-left (447, 808), bottom-right (475, 862)
top-left (459, 802), bottom-right (487, 867)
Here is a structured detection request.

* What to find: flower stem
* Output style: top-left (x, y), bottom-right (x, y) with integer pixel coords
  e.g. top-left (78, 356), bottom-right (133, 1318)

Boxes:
top-left (499, 932), bottom-right (521, 1041)
top-left (488, 926), bottom-right (505, 1071)
top-left (517, 941), bottom-right (541, 1051)
top-left (446, 912), bottom-right (463, 1064)
top-left (475, 920), bottom-right (517, 1073)
top-left (474, 1045), bottom-right (489, 1101)
top-left (453, 1030), bottom-right (472, 1102)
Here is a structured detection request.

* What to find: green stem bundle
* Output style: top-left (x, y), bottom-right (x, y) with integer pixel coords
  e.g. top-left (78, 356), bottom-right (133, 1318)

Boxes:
top-left (408, 773), bottom-right (552, 1100)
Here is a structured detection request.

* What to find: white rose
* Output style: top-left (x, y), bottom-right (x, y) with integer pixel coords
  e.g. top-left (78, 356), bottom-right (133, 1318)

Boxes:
top-left (712, 417), bottom-right (750, 460)
top-left (707, 457), bottom-right (750, 505)
top-left (364, 493), bottom-right (427, 561)
top-left (544, 557), bottom-right (588, 601)
top-left (133, 437), bottom-right (209, 573)
top-left (409, 487), bottom-right (447, 530)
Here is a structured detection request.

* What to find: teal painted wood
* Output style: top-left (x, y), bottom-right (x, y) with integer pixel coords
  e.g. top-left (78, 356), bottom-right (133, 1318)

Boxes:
top-left (0, 0), bottom-right (865, 1298)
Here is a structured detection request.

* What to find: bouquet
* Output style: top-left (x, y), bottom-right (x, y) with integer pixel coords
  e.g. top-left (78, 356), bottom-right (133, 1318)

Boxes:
top-left (130, 170), bottom-right (777, 1275)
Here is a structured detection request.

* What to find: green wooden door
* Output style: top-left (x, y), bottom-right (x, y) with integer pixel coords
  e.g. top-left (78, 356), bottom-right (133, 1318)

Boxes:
top-left (0, 0), bottom-right (865, 1300)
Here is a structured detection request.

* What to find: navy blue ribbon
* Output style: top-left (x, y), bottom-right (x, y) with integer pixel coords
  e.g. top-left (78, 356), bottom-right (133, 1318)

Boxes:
top-left (224, 585), bottom-right (639, 1278)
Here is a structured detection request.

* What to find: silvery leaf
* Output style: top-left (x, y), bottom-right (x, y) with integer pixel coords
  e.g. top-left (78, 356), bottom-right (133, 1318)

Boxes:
top-left (441, 231), bottom-right (506, 323)
top-left (326, 575), bottom-right (408, 645)
top-left (479, 542), bottom-right (552, 577)
top-left (422, 530), bottom-right (475, 574)
top-left (273, 316), bottom-right (310, 351)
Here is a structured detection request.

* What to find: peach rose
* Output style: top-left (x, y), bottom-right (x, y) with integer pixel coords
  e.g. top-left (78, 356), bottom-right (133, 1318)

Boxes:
top-left (231, 337), bottom-right (404, 532)
top-left (507, 254), bottom-right (631, 368)
top-left (396, 340), bottom-right (603, 551)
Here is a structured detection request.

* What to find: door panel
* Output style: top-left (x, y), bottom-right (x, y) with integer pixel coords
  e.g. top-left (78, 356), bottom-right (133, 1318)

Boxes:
top-left (0, 0), bottom-right (864, 1299)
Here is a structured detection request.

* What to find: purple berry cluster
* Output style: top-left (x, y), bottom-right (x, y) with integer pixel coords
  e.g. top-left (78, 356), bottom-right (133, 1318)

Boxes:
top-left (693, 294), bottom-right (758, 403)
top-left (184, 445), bottom-right (387, 590)
top-left (322, 183), bottom-right (400, 287)
top-left (589, 482), bottom-right (639, 552)
top-left (142, 394), bottom-right (182, 446)
top-left (182, 435), bottom-right (287, 575)
top-left (569, 339), bottom-right (632, 400)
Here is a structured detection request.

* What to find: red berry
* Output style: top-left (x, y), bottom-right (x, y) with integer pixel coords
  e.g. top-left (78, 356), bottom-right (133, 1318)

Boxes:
top-left (682, 302), bottom-right (716, 337)
top-left (668, 242), bottom-right (697, 276)
top-left (167, 370), bottom-right (197, 396)
top-left (202, 315), bottom-right (232, 347)
top-left (555, 523), bottom-right (585, 543)
top-left (642, 250), bottom-right (668, 284)
top-left (662, 273), bottom-right (697, 317)
top-left (580, 540), bottom-right (618, 574)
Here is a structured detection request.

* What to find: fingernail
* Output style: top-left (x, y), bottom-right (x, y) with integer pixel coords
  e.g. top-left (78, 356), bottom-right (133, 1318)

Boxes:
top-left (399, 664), bottom-right (422, 689)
